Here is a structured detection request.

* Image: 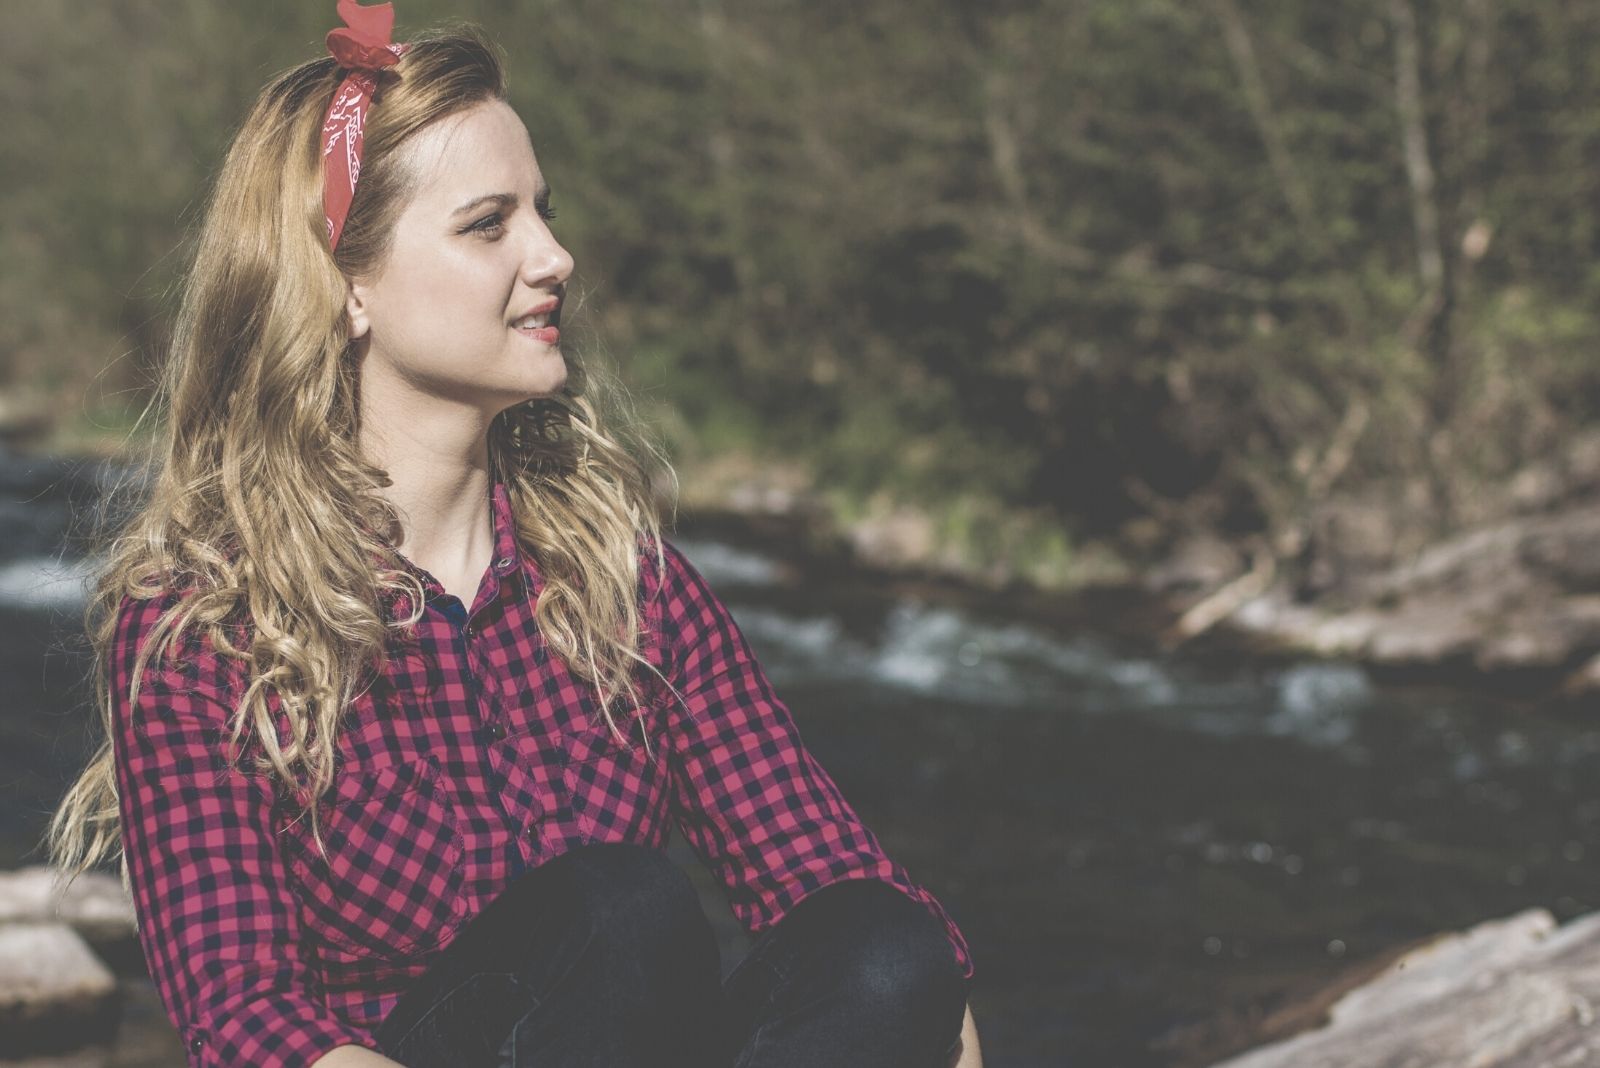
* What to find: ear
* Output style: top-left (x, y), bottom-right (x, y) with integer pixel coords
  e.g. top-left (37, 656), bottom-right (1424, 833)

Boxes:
top-left (345, 280), bottom-right (372, 341)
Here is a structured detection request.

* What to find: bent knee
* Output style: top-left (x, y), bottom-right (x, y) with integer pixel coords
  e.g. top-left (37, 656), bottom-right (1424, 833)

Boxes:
top-left (804, 881), bottom-right (968, 1026)
top-left (844, 914), bottom-right (966, 1021)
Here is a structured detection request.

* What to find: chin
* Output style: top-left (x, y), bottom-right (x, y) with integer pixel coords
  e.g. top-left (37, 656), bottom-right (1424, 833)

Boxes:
top-left (529, 370), bottom-right (569, 398)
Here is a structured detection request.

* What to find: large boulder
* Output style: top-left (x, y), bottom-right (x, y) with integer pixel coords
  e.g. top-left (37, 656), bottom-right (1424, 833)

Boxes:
top-left (0, 1049), bottom-right (109, 1068)
top-left (0, 923), bottom-right (120, 1057)
top-left (1209, 908), bottom-right (1600, 1067)
top-left (0, 868), bottom-right (135, 945)
top-left (1224, 500), bottom-right (1600, 688)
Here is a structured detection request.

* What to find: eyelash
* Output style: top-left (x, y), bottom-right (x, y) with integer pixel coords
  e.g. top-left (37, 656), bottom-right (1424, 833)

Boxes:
top-left (466, 205), bottom-right (558, 238)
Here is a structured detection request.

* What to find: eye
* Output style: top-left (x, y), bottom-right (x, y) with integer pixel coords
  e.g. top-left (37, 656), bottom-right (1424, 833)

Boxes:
top-left (466, 212), bottom-right (506, 238)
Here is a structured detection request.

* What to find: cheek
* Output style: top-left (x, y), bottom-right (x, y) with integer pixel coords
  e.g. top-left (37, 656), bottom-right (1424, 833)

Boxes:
top-left (383, 258), bottom-right (504, 340)
top-left (435, 250), bottom-right (512, 315)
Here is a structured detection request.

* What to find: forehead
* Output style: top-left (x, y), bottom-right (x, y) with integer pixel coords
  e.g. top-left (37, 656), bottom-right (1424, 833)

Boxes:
top-left (399, 99), bottom-right (542, 209)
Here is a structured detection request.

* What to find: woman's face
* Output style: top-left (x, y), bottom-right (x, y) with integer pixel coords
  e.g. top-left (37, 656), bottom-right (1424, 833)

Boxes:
top-left (346, 98), bottom-right (574, 418)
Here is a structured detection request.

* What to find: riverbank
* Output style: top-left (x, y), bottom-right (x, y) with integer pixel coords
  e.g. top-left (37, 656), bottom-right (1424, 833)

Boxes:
top-left (667, 433), bottom-right (1600, 707)
top-left (30, 414), bottom-right (1600, 706)
top-left (32, 390), bottom-right (1600, 717)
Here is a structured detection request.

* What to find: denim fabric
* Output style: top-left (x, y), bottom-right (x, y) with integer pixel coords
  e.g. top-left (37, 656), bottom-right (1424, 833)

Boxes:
top-left (373, 842), bottom-right (970, 1068)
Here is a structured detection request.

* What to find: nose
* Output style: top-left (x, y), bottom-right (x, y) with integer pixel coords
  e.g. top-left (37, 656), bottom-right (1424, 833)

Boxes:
top-left (521, 220), bottom-right (575, 289)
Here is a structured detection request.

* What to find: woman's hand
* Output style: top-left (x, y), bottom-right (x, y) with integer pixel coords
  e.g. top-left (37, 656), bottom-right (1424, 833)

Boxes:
top-left (309, 1045), bottom-right (408, 1067)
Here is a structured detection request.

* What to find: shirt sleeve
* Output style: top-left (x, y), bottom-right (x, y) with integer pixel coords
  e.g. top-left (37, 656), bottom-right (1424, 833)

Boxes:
top-left (649, 538), bottom-right (974, 979)
top-left (110, 593), bottom-right (384, 1068)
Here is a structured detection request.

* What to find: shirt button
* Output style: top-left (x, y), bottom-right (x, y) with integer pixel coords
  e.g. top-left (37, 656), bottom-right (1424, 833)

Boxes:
top-left (497, 556), bottom-right (513, 570)
top-left (463, 623), bottom-right (476, 639)
top-left (523, 824), bottom-right (536, 841)
top-left (486, 722), bottom-right (505, 741)
top-left (189, 1036), bottom-right (205, 1053)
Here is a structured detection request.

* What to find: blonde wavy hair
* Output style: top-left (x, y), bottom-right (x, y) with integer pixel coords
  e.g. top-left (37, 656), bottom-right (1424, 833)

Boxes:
top-left (48, 23), bottom-right (679, 882)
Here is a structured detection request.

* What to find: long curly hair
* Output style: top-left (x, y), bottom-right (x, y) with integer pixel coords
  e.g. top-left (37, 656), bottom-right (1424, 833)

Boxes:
top-left (47, 23), bottom-right (678, 882)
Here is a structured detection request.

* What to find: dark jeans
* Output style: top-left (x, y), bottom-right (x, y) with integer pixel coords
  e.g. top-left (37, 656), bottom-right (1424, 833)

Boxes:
top-left (372, 841), bottom-right (970, 1067)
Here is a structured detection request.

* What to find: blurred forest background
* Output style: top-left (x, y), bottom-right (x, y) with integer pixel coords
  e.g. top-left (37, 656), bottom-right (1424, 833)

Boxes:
top-left (4, 0), bottom-right (1599, 588)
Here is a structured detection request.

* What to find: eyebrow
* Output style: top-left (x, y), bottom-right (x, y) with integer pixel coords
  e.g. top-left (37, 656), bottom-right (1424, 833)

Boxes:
top-left (451, 185), bottom-right (552, 216)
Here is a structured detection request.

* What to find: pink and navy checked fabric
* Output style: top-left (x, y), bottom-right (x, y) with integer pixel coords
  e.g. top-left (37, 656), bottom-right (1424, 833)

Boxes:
top-left (111, 479), bottom-right (974, 1068)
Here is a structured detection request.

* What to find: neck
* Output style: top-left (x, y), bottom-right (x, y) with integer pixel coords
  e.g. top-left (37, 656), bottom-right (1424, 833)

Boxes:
top-left (360, 351), bottom-right (502, 575)
top-left (377, 461), bottom-right (494, 581)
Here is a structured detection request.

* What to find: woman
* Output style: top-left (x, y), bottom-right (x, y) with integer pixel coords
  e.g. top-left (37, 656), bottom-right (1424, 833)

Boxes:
top-left (48, 4), bottom-right (981, 1066)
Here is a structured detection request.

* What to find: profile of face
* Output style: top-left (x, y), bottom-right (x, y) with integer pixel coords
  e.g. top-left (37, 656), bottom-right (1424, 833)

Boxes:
top-left (345, 98), bottom-right (574, 419)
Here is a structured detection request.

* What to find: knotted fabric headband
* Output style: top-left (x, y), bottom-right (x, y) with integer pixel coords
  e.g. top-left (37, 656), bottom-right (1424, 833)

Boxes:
top-left (321, 0), bottom-right (411, 251)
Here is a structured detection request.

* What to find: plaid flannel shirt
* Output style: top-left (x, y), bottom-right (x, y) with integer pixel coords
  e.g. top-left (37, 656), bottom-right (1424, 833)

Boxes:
top-left (112, 479), bottom-right (973, 1067)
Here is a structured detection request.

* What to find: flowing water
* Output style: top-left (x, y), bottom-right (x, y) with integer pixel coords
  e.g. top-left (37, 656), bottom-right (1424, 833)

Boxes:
top-left (4, 449), bottom-right (1600, 1066)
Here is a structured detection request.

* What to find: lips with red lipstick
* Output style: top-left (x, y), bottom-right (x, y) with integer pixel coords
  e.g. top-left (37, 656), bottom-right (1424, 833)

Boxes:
top-left (511, 298), bottom-right (561, 345)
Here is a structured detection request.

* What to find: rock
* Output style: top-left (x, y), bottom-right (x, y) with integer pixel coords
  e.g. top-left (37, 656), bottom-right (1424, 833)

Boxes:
top-left (1477, 597), bottom-right (1600, 671)
top-left (1224, 500), bottom-right (1600, 680)
top-left (1145, 533), bottom-right (1245, 595)
top-left (0, 869), bottom-right (135, 945)
top-left (1361, 598), bottom-right (1491, 665)
top-left (1564, 651), bottom-right (1600, 696)
top-left (1305, 496), bottom-right (1404, 581)
top-left (1507, 462), bottom-right (1567, 514)
top-left (0, 923), bottom-right (120, 1057)
top-left (0, 1048), bottom-right (111, 1068)
top-left (1519, 510), bottom-right (1600, 590)
top-left (1564, 429), bottom-right (1600, 491)
top-left (846, 501), bottom-right (938, 570)
top-left (1208, 908), bottom-right (1600, 1067)
top-left (1229, 590), bottom-right (1375, 656)
top-left (1505, 426), bottom-right (1600, 512)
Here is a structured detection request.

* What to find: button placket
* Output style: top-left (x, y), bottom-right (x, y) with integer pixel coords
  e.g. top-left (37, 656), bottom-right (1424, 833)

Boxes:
top-left (468, 666), bottom-right (512, 748)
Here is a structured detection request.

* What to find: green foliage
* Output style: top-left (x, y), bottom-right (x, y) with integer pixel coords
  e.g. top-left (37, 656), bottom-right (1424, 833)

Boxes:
top-left (8, 0), bottom-right (1600, 566)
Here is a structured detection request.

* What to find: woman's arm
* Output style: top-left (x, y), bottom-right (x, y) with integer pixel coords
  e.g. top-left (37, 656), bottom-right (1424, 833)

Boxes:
top-left (112, 594), bottom-right (381, 1068)
top-left (948, 1003), bottom-right (985, 1068)
top-left (649, 538), bottom-right (976, 979)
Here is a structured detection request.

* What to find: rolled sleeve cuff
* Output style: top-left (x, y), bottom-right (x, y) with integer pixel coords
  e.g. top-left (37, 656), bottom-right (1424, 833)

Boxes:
top-left (890, 882), bottom-right (976, 981)
top-left (181, 997), bottom-right (381, 1068)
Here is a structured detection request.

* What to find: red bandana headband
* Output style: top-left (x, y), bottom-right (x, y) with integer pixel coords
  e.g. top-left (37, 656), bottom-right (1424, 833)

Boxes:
top-left (321, 0), bottom-right (411, 251)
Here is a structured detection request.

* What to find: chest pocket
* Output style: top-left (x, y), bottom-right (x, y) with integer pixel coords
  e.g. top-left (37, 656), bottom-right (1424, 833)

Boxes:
top-left (281, 758), bottom-right (468, 961)
top-left (561, 717), bottom-right (671, 846)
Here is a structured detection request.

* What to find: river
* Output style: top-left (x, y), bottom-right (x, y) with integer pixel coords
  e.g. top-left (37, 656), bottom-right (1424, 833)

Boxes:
top-left (3, 448), bottom-right (1600, 1066)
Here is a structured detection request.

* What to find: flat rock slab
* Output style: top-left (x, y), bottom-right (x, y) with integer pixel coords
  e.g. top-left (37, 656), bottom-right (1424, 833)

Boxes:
top-left (0, 1050), bottom-right (109, 1068)
top-left (0, 923), bottom-right (120, 1057)
top-left (0, 869), bottom-right (135, 945)
top-left (1210, 908), bottom-right (1600, 1067)
top-left (1222, 498), bottom-right (1600, 689)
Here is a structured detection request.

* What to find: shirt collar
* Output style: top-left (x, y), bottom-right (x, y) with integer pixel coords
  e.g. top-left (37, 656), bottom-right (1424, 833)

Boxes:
top-left (373, 477), bottom-right (540, 610)
top-left (488, 478), bottom-right (533, 590)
